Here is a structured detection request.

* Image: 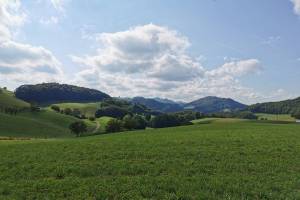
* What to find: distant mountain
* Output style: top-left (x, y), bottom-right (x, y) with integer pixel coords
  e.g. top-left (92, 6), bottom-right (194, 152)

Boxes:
top-left (15, 83), bottom-right (110, 105)
top-left (130, 97), bottom-right (184, 113)
top-left (185, 96), bottom-right (247, 113)
top-left (248, 97), bottom-right (300, 115)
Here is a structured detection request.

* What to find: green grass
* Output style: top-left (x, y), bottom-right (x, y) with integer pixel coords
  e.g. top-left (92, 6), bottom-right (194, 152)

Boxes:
top-left (256, 113), bottom-right (295, 122)
top-left (0, 121), bottom-right (300, 199)
top-left (0, 110), bottom-right (96, 138)
top-left (192, 117), bottom-right (247, 124)
top-left (52, 102), bottom-right (102, 117)
top-left (0, 89), bottom-right (29, 108)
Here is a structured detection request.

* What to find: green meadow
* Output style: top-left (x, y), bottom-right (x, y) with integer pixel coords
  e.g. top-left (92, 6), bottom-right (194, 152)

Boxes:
top-left (1, 120), bottom-right (300, 199)
top-left (256, 113), bottom-right (296, 122)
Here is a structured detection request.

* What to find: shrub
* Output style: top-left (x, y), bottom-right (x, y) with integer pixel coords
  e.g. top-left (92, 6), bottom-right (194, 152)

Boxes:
top-left (69, 121), bottom-right (87, 137)
top-left (64, 108), bottom-right (72, 115)
top-left (95, 106), bottom-right (128, 119)
top-left (89, 116), bottom-right (95, 121)
top-left (51, 105), bottom-right (60, 112)
top-left (132, 115), bottom-right (147, 129)
top-left (150, 114), bottom-right (181, 128)
top-left (122, 114), bottom-right (137, 130)
top-left (105, 119), bottom-right (123, 133)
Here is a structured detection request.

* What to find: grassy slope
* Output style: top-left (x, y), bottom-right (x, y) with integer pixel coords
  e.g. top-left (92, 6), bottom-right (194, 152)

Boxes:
top-left (256, 113), bottom-right (295, 121)
top-left (0, 121), bottom-right (300, 199)
top-left (52, 102), bottom-right (102, 117)
top-left (0, 110), bottom-right (96, 138)
top-left (0, 89), bottom-right (29, 108)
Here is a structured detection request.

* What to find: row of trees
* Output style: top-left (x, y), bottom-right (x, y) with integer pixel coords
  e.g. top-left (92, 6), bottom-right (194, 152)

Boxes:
top-left (51, 105), bottom-right (87, 119)
top-left (105, 114), bottom-right (147, 133)
top-left (104, 111), bottom-right (203, 132)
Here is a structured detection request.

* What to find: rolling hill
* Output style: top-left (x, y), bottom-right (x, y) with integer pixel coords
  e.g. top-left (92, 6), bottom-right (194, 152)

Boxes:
top-left (248, 97), bottom-right (300, 115)
top-left (15, 83), bottom-right (110, 105)
top-left (130, 97), bottom-right (184, 113)
top-left (185, 96), bottom-right (247, 113)
top-left (0, 88), bottom-right (29, 108)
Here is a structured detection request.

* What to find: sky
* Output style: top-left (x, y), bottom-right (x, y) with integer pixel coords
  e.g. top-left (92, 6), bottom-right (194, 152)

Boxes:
top-left (0, 0), bottom-right (300, 104)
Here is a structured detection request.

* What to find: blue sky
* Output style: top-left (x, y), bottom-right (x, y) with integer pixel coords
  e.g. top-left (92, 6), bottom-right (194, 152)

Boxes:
top-left (0, 0), bottom-right (300, 104)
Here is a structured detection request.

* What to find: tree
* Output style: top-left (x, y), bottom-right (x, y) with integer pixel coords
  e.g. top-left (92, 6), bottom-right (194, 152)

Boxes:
top-left (69, 121), bottom-right (87, 137)
top-left (95, 106), bottom-right (128, 119)
top-left (30, 103), bottom-right (40, 112)
top-left (64, 108), bottom-right (72, 115)
top-left (51, 105), bottom-right (60, 112)
top-left (122, 114), bottom-right (137, 130)
top-left (105, 119), bottom-right (123, 133)
top-left (292, 112), bottom-right (300, 119)
top-left (150, 114), bottom-right (181, 128)
top-left (133, 115), bottom-right (147, 129)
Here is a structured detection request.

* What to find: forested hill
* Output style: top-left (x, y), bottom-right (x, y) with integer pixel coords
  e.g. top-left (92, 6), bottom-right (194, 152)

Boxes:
top-left (130, 97), bottom-right (184, 113)
top-left (15, 83), bottom-right (110, 105)
top-left (184, 96), bottom-right (247, 113)
top-left (248, 97), bottom-right (300, 115)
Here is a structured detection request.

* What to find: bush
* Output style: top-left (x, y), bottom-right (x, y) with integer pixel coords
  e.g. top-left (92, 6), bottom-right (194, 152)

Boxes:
top-left (89, 116), bottom-right (95, 121)
top-left (51, 105), bottom-right (60, 112)
top-left (292, 113), bottom-right (300, 119)
top-left (132, 115), bottom-right (147, 129)
top-left (122, 114), bottom-right (137, 130)
top-left (150, 114), bottom-right (181, 128)
top-left (95, 106), bottom-right (128, 119)
top-left (64, 108), bottom-right (72, 115)
top-left (69, 121), bottom-right (87, 137)
top-left (105, 119), bottom-right (123, 133)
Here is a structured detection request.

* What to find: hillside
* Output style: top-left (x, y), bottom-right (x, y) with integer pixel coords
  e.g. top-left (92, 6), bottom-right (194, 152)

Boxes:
top-left (0, 110), bottom-right (83, 138)
top-left (15, 83), bottom-right (110, 105)
top-left (130, 97), bottom-right (183, 113)
top-left (1, 121), bottom-right (300, 199)
top-left (0, 88), bottom-right (29, 108)
top-left (248, 97), bottom-right (300, 115)
top-left (185, 96), bottom-right (247, 113)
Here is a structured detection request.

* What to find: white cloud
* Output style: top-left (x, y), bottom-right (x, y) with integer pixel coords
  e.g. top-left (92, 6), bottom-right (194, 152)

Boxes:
top-left (291, 0), bottom-right (300, 15)
top-left (0, 0), bottom-right (63, 87)
top-left (206, 59), bottom-right (262, 77)
top-left (71, 24), bottom-right (265, 104)
top-left (39, 16), bottom-right (59, 25)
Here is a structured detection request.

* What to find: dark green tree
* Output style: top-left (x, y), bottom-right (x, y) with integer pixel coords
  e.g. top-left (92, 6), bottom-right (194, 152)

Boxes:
top-left (105, 119), bottom-right (123, 133)
top-left (51, 105), bottom-right (60, 112)
top-left (69, 121), bottom-right (87, 137)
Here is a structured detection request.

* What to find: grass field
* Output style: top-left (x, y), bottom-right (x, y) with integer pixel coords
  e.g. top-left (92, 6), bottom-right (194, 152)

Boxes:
top-left (256, 113), bottom-right (295, 122)
top-left (0, 89), bottom-right (29, 108)
top-left (0, 110), bottom-right (96, 138)
top-left (52, 102), bottom-right (102, 117)
top-left (0, 121), bottom-right (300, 199)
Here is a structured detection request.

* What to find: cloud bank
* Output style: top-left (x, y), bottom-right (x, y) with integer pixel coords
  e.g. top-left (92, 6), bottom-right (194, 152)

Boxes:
top-left (72, 24), bottom-right (262, 103)
top-left (0, 0), bottom-right (63, 87)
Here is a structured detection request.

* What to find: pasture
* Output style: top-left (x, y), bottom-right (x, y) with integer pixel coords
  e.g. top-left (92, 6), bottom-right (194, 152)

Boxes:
top-left (0, 121), bottom-right (299, 199)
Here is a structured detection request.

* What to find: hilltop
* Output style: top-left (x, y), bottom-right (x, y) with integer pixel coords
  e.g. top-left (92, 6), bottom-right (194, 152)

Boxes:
top-left (248, 97), bottom-right (300, 115)
top-left (185, 96), bottom-right (247, 113)
top-left (15, 83), bottom-right (110, 105)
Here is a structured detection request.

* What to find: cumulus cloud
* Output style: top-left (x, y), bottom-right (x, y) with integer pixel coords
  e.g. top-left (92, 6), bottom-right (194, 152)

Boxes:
top-left (0, 0), bottom-right (63, 87)
top-left (71, 24), bottom-right (264, 103)
top-left (206, 59), bottom-right (262, 77)
top-left (291, 0), bottom-right (300, 15)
